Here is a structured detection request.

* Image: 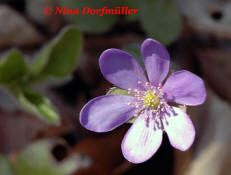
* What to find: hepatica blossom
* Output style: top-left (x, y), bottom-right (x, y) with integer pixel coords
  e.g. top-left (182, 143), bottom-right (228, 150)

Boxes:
top-left (80, 39), bottom-right (206, 163)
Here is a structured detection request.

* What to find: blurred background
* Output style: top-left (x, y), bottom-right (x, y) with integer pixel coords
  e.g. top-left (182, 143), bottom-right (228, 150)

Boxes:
top-left (0, 0), bottom-right (231, 175)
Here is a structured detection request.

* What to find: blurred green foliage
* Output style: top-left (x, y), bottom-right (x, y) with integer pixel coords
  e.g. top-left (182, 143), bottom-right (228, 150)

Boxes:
top-left (0, 50), bottom-right (27, 85)
top-left (138, 0), bottom-right (182, 45)
top-left (0, 155), bottom-right (13, 175)
top-left (16, 88), bottom-right (60, 124)
top-left (31, 27), bottom-right (82, 78)
top-left (60, 0), bottom-right (182, 45)
top-left (0, 139), bottom-right (87, 175)
top-left (0, 26), bottom-right (82, 124)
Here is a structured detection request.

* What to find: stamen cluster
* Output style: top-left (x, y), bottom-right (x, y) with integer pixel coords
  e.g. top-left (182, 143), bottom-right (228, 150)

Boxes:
top-left (127, 81), bottom-right (174, 129)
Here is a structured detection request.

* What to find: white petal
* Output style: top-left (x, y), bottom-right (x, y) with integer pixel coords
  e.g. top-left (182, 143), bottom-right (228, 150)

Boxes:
top-left (164, 107), bottom-right (195, 151)
top-left (122, 111), bottom-right (163, 163)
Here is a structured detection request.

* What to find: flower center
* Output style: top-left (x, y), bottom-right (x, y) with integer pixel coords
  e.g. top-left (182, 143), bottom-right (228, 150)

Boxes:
top-left (127, 81), bottom-right (176, 130)
top-left (127, 81), bottom-right (165, 116)
top-left (142, 91), bottom-right (160, 109)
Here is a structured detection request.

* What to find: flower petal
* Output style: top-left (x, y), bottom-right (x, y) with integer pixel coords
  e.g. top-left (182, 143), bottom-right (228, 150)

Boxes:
top-left (99, 49), bottom-right (147, 90)
top-left (80, 95), bottom-right (136, 132)
top-left (121, 111), bottom-right (163, 163)
top-left (164, 107), bottom-right (195, 151)
top-left (141, 38), bottom-right (170, 86)
top-left (163, 70), bottom-right (206, 106)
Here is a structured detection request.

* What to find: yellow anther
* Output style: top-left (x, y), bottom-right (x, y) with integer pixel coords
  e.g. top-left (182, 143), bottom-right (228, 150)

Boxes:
top-left (142, 91), bottom-right (160, 109)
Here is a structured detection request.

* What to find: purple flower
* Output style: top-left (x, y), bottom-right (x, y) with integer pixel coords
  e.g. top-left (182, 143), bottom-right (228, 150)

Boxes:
top-left (80, 39), bottom-right (206, 163)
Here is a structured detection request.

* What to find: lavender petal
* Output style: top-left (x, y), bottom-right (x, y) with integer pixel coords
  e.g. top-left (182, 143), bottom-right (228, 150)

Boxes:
top-left (99, 49), bottom-right (147, 90)
top-left (141, 38), bottom-right (170, 86)
top-left (80, 95), bottom-right (136, 132)
top-left (163, 70), bottom-right (206, 106)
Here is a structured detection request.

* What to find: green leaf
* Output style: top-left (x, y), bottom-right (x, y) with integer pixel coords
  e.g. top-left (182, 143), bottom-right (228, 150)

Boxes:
top-left (0, 155), bottom-right (13, 175)
top-left (11, 139), bottom-right (88, 175)
top-left (139, 0), bottom-right (182, 45)
top-left (0, 50), bottom-right (27, 85)
top-left (16, 88), bottom-right (60, 124)
top-left (31, 26), bottom-right (82, 78)
top-left (106, 87), bottom-right (130, 96)
top-left (127, 116), bottom-right (138, 124)
top-left (59, 0), bottom-right (117, 33)
top-left (123, 43), bottom-right (145, 68)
